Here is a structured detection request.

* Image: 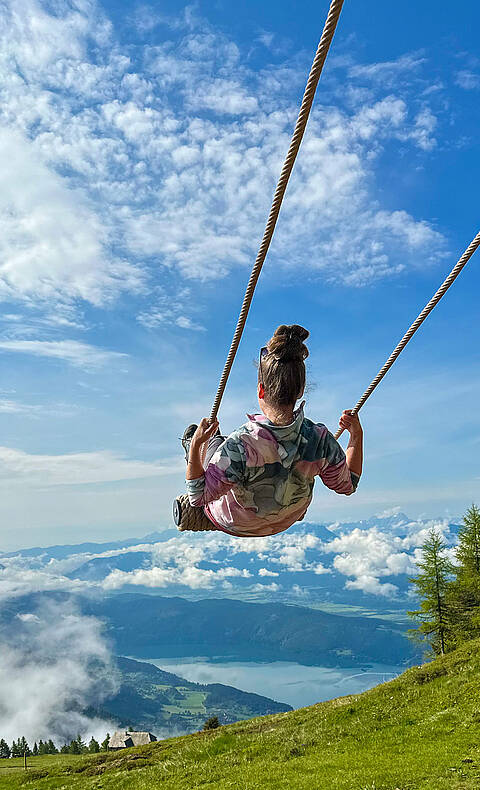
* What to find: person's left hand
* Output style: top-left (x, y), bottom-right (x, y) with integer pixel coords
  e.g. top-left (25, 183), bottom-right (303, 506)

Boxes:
top-left (191, 418), bottom-right (219, 448)
top-left (339, 410), bottom-right (362, 436)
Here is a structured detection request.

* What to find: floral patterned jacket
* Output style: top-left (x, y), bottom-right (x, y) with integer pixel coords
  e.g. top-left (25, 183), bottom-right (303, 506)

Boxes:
top-left (186, 406), bottom-right (360, 538)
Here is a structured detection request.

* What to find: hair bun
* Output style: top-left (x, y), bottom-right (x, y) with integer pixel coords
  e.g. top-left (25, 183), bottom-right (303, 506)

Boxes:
top-left (268, 324), bottom-right (309, 362)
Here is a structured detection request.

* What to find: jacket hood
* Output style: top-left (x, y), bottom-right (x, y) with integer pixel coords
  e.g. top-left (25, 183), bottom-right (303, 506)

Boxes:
top-left (247, 401), bottom-right (305, 444)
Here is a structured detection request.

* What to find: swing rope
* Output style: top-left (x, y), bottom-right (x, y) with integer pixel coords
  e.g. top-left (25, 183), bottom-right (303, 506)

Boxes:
top-left (209, 0), bottom-right (346, 424)
top-left (175, 232), bottom-right (479, 533)
top-left (334, 230), bottom-right (480, 440)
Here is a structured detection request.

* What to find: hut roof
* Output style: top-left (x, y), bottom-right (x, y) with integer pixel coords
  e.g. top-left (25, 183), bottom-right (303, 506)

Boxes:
top-left (108, 731), bottom-right (157, 749)
top-left (108, 732), bottom-right (134, 749)
top-left (128, 731), bottom-right (157, 746)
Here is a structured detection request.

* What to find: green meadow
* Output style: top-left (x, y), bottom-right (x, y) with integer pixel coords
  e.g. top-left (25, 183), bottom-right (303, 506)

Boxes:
top-left (2, 639), bottom-right (480, 789)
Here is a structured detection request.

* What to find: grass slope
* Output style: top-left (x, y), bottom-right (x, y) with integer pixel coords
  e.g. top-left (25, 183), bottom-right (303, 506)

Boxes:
top-left (3, 640), bottom-right (480, 790)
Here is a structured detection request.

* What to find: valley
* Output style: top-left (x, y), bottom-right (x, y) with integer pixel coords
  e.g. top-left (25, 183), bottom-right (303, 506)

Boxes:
top-left (94, 656), bottom-right (292, 736)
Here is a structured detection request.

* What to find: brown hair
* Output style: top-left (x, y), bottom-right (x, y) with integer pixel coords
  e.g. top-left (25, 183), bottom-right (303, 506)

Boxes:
top-left (260, 324), bottom-right (309, 406)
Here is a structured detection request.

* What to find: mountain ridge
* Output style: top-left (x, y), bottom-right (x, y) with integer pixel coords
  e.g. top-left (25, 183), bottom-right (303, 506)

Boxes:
top-left (84, 593), bottom-right (416, 666)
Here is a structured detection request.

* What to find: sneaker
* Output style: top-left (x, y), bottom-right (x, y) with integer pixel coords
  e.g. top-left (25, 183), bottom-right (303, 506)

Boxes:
top-left (181, 424), bottom-right (198, 461)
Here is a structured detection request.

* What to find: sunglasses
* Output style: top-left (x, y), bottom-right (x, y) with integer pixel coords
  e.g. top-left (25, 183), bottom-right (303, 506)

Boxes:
top-left (259, 346), bottom-right (268, 385)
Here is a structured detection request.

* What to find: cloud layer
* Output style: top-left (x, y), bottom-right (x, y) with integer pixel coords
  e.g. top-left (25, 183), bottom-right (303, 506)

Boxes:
top-left (0, 598), bottom-right (118, 745)
top-left (0, 511), bottom-right (460, 601)
top-left (0, 0), bottom-right (448, 323)
top-left (0, 446), bottom-right (182, 486)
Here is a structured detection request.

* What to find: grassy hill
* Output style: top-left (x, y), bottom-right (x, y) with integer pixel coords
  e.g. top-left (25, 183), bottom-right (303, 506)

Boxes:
top-left (3, 640), bottom-right (480, 789)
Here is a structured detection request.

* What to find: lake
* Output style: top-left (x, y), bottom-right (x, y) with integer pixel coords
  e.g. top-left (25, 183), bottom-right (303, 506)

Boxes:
top-left (146, 657), bottom-right (407, 709)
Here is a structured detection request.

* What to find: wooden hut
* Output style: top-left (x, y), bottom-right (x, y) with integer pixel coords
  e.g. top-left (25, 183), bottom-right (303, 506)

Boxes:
top-left (108, 731), bottom-right (157, 750)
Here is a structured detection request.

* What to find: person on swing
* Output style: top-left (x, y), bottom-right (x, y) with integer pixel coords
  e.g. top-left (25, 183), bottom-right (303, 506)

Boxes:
top-left (182, 325), bottom-right (363, 538)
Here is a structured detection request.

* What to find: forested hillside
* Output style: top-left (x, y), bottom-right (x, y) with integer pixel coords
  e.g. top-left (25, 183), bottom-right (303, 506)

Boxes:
top-left (92, 656), bottom-right (292, 734)
top-left (85, 594), bottom-right (415, 665)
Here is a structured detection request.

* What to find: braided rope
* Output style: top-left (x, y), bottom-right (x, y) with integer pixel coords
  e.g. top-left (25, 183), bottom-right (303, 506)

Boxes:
top-left (334, 230), bottom-right (480, 440)
top-left (209, 0), bottom-right (345, 422)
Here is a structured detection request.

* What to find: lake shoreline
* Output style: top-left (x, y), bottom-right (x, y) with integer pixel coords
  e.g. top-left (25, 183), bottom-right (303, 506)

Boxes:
top-left (126, 655), bottom-right (409, 709)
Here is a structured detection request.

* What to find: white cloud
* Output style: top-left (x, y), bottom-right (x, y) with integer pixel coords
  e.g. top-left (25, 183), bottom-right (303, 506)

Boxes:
top-left (348, 53), bottom-right (427, 82)
top-left (0, 513), bottom-right (462, 601)
top-left (269, 533), bottom-right (322, 572)
top-left (0, 446), bottom-right (182, 486)
top-left (0, 565), bottom-right (90, 601)
top-left (345, 575), bottom-right (399, 598)
top-left (455, 70), bottom-right (480, 90)
top-left (0, 399), bottom-right (43, 416)
top-left (250, 582), bottom-right (280, 592)
top-left (258, 568), bottom-right (279, 577)
top-left (0, 0), bottom-right (448, 329)
top-left (137, 287), bottom-right (206, 332)
top-left (0, 398), bottom-right (77, 418)
top-left (291, 584), bottom-right (308, 596)
top-left (0, 129), bottom-right (142, 308)
top-left (187, 79), bottom-right (259, 115)
top-left (102, 564), bottom-right (251, 590)
top-left (0, 339), bottom-right (127, 369)
top-left (313, 563), bottom-right (331, 575)
top-left (0, 599), bottom-right (118, 744)
top-left (412, 107), bottom-right (437, 150)
top-left (16, 613), bottom-right (41, 623)
top-left (325, 519), bottom-right (452, 596)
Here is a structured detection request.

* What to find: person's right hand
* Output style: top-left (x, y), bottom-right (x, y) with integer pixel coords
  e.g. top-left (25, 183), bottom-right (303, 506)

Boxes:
top-left (339, 410), bottom-right (362, 436)
top-left (191, 418), bottom-right (219, 448)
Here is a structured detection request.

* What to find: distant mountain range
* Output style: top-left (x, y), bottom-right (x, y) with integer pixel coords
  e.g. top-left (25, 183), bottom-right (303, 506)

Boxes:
top-left (3, 591), bottom-right (418, 667)
top-left (91, 655), bottom-right (292, 735)
top-left (0, 529), bottom-right (179, 560)
top-left (0, 512), bottom-right (460, 613)
top-left (90, 594), bottom-right (417, 666)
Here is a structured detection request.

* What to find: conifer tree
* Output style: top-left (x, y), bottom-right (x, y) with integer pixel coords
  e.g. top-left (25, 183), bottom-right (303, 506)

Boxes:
top-left (203, 716), bottom-right (220, 731)
top-left (77, 734), bottom-right (88, 754)
top-left (47, 739), bottom-right (58, 754)
top-left (0, 739), bottom-right (10, 759)
top-left (88, 737), bottom-right (100, 753)
top-left (101, 733), bottom-right (110, 751)
top-left (12, 737), bottom-right (31, 758)
top-left (448, 504), bottom-right (480, 642)
top-left (457, 505), bottom-right (480, 573)
top-left (408, 528), bottom-right (454, 656)
top-left (32, 742), bottom-right (38, 756)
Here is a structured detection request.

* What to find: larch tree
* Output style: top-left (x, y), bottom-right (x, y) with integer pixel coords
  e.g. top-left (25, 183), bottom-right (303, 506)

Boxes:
top-left (408, 528), bottom-right (455, 656)
top-left (449, 504), bottom-right (480, 643)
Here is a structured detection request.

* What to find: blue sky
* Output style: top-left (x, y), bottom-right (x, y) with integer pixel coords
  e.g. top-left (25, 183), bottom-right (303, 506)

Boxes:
top-left (0, 0), bottom-right (479, 550)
